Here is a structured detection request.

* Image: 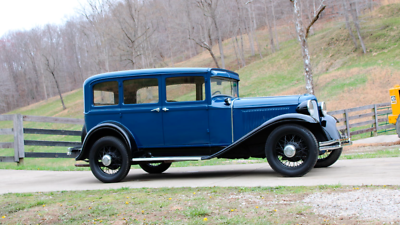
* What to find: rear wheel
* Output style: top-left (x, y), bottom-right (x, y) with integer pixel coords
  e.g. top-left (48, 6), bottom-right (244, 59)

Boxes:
top-left (314, 148), bottom-right (342, 168)
top-left (139, 162), bottom-right (171, 174)
top-left (89, 136), bottom-right (131, 183)
top-left (265, 124), bottom-right (318, 177)
top-left (396, 116), bottom-right (400, 138)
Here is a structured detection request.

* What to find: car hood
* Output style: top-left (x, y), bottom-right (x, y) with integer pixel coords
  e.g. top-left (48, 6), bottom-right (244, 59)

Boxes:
top-left (233, 94), bottom-right (316, 109)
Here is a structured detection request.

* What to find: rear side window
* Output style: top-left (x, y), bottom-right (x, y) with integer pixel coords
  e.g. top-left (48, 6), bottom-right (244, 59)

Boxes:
top-left (166, 76), bottom-right (205, 102)
top-left (123, 78), bottom-right (159, 104)
top-left (93, 81), bottom-right (119, 106)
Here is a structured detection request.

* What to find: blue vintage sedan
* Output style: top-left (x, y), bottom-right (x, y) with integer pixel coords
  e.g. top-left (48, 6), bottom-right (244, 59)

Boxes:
top-left (70, 68), bottom-right (351, 183)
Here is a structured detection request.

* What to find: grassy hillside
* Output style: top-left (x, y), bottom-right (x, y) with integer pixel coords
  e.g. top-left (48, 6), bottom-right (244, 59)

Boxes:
top-left (1, 3), bottom-right (400, 171)
top-left (179, 3), bottom-right (400, 111)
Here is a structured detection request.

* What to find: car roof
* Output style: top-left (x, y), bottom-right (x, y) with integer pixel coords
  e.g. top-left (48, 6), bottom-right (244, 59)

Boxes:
top-left (84, 68), bottom-right (239, 85)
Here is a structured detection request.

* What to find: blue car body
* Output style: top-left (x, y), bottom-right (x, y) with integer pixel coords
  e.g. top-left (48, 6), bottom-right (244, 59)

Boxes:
top-left (72, 68), bottom-right (351, 182)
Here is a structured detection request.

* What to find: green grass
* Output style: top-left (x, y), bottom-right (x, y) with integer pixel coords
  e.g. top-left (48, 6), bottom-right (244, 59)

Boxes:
top-left (1, 185), bottom-right (397, 224)
top-left (0, 157), bottom-right (266, 171)
top-left (341, 149), bottom-right (400, 160)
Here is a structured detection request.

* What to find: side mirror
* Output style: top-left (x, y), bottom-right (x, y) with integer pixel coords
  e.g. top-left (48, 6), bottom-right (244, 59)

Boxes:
top-left (224, 98), bottom-right (231, 106)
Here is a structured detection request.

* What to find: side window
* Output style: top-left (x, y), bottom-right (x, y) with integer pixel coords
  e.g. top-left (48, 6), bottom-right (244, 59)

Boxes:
top-left (166, 76), bottom-right (205, 102)
top-left (93, 81), bottom-right (119, 106)
top-left (123, 78), bottom-right (159, 104)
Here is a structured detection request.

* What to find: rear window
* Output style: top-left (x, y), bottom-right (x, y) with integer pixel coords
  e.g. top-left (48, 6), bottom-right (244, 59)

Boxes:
top-left (93, 81), bottom-right (119, 106)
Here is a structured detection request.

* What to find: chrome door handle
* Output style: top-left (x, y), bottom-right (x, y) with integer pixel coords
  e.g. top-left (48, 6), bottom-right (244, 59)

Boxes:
top-left (162, 107), bottom-right (169, 112)
top-left (151, 108), bottom-right (160, 112)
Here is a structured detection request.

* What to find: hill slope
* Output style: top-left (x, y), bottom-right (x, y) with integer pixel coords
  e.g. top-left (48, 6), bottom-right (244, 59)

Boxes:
top-left (5, 4), bottom-right (400, 117)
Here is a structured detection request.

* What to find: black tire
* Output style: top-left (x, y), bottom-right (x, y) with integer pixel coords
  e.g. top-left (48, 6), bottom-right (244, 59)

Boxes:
top-left (265, 124), bottom-right (318, 177)
top-left (314, 148), bottom-right (342, 168)
top-left (89, 136), bottom-right (131, 183)
top-left (139, 162), bottom-right (172, 174)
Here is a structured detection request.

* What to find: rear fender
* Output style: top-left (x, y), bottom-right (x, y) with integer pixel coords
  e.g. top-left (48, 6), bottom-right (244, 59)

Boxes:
top-left (76, 122), bottom-right (137, 160)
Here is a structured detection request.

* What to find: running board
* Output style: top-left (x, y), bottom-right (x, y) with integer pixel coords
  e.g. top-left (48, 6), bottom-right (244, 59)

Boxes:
top-left (131, 156), bottom-right (202, 163)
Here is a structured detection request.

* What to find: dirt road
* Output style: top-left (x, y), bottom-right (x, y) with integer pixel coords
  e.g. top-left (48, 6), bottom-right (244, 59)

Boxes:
top-left (1, 157), bottom-right (399, 194)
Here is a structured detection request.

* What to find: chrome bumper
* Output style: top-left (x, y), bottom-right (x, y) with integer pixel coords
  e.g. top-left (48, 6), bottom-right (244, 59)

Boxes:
top-left (319, 137), bottom-right (352, 151)
top-left (67, 147), bottom-right (82, 157)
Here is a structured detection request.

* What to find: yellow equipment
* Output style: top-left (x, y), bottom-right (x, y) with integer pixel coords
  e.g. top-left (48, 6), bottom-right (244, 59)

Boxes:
top-left (389, 84), bottom-right (400, 137)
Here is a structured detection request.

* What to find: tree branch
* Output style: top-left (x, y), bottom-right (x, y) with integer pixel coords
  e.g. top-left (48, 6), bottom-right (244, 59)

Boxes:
top-left (305, 4), bottom-right (326, 38)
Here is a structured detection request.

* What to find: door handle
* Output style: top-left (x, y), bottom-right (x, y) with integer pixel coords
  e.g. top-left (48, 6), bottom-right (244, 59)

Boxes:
top-left (162, 107), bottom-right (169, 112)
top-left (151, 108), bottom-right (160, 112)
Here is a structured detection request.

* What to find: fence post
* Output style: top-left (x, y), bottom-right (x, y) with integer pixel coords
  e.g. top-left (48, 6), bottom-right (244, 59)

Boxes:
top-left (344, 109), bottom-right (350, 138)
top-left (373, 104), bottom-right (378, 136)
top-left (13, 114), bottom-right (24, 164)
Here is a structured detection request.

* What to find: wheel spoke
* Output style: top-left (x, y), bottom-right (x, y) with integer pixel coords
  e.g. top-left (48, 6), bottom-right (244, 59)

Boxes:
top-left (274, 133), bottom-right (309, 168)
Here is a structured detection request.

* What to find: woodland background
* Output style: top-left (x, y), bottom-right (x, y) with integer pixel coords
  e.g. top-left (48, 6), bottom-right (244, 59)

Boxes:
top-left (0, 0), bottom-right (392, 114)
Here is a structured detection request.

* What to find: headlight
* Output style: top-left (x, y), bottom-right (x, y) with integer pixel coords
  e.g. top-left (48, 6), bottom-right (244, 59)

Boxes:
top-left (307, 100), bottom-right (320, 122)
top-left (320, 101), bottom-right (328, 117)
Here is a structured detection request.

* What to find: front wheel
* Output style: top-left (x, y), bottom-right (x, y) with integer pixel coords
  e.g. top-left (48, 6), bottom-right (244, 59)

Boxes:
top-left (139, 162), bottom-right (172, 174)
top-left (315, 148), bottom-right (342, 168)
top-left (265, 124), bottom-right (318, 177)
top-left (89, 136), bottom-right (131, 183)
top-left (396, 116), bottom-right (400, 138)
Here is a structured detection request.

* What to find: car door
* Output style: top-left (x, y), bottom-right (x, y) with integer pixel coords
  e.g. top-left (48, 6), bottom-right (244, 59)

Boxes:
top-left (161, 75), bottom-right (210, 146)
top-left (120, 76), bottom-right (164, 148)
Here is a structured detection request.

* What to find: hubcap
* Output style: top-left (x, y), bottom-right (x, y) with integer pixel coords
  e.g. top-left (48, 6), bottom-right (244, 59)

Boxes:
top-left (284, 144), bottom-right (296, 158)
top-left (102, 154), bottom-right (112, 166)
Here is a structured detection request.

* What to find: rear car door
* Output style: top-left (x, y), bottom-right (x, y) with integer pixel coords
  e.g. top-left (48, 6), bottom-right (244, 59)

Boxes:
top-left (120, 76), bottom-right (164, 147)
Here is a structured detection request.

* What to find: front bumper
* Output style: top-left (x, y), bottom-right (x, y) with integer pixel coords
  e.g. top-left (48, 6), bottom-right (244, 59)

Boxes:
top-left (319, 137), bottom-right (352, 151)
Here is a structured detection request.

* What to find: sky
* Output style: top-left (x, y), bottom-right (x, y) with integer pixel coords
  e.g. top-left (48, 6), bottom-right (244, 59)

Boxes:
top-left (0, 0), bottom-right (82, 37)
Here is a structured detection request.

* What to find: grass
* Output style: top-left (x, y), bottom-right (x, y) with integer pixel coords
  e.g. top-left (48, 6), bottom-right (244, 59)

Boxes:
top-left (341, 149), bottom-right (400, 159)
top-left (0, 185), bottom-right (397, 224)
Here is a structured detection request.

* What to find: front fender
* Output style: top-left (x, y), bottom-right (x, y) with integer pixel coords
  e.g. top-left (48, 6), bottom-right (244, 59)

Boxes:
top-left (203, 113), bottom-right (319, 160)
top-left (76, 122), bottom-right (137, 160)
top-left (321, 115), bottom-right (341, 140)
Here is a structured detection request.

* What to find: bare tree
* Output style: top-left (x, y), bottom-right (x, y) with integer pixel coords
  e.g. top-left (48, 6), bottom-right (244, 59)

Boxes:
top-left (42, 25), bottom-right (66, 110)
top-left (197, 0), bottom-right (226, 68)
top-left (290, 0), bottom-right (326, 95)
top-left (348, 0), bottom-right (367, 54)
top-left (342, 0), bottom-right (359, 50)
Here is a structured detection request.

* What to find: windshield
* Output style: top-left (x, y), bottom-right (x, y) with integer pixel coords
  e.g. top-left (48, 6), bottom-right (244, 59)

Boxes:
top-left (211, 77), bottom-right (238, 98)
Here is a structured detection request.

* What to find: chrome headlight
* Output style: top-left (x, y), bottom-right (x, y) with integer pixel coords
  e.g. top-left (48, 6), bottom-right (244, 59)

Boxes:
top-left (307, 100), bottom-right (320, 122)
top-left (320, 101), bottom-right (328, 117)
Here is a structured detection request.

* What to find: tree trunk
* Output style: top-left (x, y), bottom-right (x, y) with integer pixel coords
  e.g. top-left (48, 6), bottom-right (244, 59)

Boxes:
top-left (264, 0), bottom-right (276, 53)
top-left (292, 0), bottom-right (315, 95)
top-left (212, 17), bottom-right (226, 69)
top-left (250, 2), bottom-right (263, 59)
top-left (270, 0), bottom-right (280, 50)
top-left (342, 0), bottom-right (358, 50)
top-left (50, 71), bottom-right (66, 110)
top-left (349, 2), bottom-right (367, 54)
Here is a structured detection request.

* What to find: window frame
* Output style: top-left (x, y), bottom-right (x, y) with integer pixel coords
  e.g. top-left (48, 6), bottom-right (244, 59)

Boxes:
top-left (91, 80), bottom-right (120, 108)
top-left (122, 76), bottom-right (161, 106)
top-left (163, 75), bottom-right (208, 105)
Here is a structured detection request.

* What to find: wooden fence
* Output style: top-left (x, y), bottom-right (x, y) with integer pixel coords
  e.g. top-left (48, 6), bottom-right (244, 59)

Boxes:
top-left (0, 102), bottom-right (396, 163)
top-left (0, 114), bottom-right (83, 163)
top-left (328, 102), bottom-right (395, 138)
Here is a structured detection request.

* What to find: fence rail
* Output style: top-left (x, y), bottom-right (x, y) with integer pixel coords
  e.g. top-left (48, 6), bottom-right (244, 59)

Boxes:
top-left (0, 114), bottom-right (83, 163)
top-left (328, 102), bottom-right (395, 138)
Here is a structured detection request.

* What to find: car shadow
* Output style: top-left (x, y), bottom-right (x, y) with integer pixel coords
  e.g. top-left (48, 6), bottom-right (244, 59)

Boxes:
top-left (122, 168), bottom-right (280, 182)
